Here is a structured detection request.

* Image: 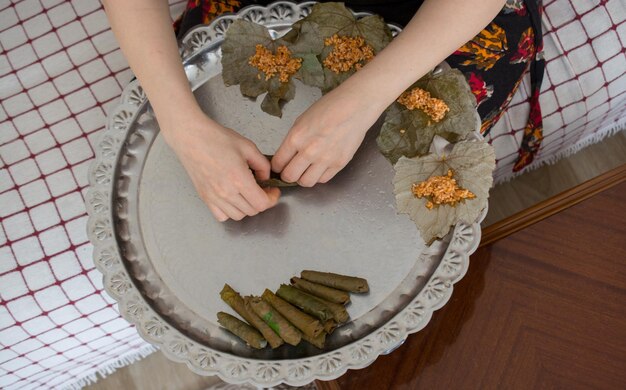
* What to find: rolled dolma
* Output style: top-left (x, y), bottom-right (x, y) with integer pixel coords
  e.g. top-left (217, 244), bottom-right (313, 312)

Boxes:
top-left (323, 319), bottom-right (337, 334)
top-left (301, 331), bottom-right (326, 349)
top-left (300, 270), bottom-right (369, 293)
top-left (246, 296), bottom-right (302, 346)
top-left (276, 284), bottom-right (334, 322)
top-left (290, 277), bottom-right (350, 304)
top-left (220, 284), bottom-right (284, 349)
top-left (217, 312), bottom-right (267, 349)
top-left (262, 289), bottom-right (323, 339)
top-left (322, 299), bottom-right (350, 323)
top-left (279, 284), bottom-right (349, 323)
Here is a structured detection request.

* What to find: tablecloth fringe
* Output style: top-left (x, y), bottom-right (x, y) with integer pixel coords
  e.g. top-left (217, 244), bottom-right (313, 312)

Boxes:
top-left (61, 343), bottom-right (158, 390)
top-left (495, 118), bottom-right (626, 184)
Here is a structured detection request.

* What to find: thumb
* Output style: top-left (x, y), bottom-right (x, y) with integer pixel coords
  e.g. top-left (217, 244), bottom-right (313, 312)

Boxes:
top-left (264, 187), bottom-right (281, 207)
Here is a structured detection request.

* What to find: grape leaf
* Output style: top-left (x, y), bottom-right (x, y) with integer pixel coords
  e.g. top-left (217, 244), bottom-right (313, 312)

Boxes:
top-left (221, 20), bottom-right (324, 117)
top-left (281, 21), bottom-right (326, 89)
top-left (221, 20), bottom-right (272, 96)
top-left (256, 178), bottom-right (298, 188)
top-left (295, 2), bottom-right (393, 93)
top-left (300, 3), bottom-right (392, 52)
top-left (257, 155), bottom-right (298, 187)
top-left (377, 68), bottom-right (478, 165)
top-left (393, 137), bottom-right (495, 244)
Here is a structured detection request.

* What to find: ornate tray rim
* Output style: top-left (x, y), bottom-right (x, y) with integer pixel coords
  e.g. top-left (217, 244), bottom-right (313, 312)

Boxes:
top-left (86, 1), bottom-right (485, 386)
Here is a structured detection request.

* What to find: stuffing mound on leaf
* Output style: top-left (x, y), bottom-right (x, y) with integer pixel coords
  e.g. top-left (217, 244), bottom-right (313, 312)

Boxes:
top-left (411, 169), bottom-right (476, 209)
top-left (393, 137), bottom-right (495, 244)
top-left (322, 34), bottom-right (374, 73)
top-left (221, 19), bottom-right (324, 117)
top-left (249, 45), bottom-right (303, 83)
top-left (293, 2), bottom-right (392, 92)
top-left (397, 87), bottom-right (450, 123)
top-left (377, 68), bottom-right (478, 165)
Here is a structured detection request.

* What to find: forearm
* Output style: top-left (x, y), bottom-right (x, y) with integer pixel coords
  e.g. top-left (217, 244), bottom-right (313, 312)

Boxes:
top-left (342, 0), bottom-right (505, 112)
top-left (102, 0), bottom-right (209, 140)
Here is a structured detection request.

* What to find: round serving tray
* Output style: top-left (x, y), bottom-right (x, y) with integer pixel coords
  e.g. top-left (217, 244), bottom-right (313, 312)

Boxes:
top-left (86, 1), bottom-right (485, 387)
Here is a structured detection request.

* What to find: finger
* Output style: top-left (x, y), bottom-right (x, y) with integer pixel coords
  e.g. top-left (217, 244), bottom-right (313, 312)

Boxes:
top-left (280, 153), bottom-right (311, 183)
top-left (272, 139), bottom-right (298, 173)
top-left (319, 167), bottom-right (341, 184)
top-left (215, 199), bottom-right (246, 221)
top-left (208, 204), bottom-right (229, 222)
top-left (241, 177), bottom-right (281, 211)
top-left (263, 187), bottom-right (281, 205)
top-left (231, 194), bottom-right (258, 216)
top-left (246, 147), bottom-right (271, 180)
top-left (298, 164), bottom-right (327, 187)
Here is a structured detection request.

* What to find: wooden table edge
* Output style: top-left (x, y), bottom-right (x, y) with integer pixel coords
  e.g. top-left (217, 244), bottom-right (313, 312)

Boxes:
top-left (479, 163), bottom-right (626, 247)
top-left (314, 163), bottom-right (626, 390)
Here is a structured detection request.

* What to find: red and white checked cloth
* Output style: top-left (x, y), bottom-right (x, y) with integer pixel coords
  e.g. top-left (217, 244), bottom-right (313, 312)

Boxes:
top-left (0, 1), bottom-right (624, 389)
top-left (488, 0), bottom-right (626, 178)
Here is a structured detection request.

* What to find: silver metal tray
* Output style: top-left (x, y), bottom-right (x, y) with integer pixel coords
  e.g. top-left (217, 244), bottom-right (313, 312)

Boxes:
top-left (86, 1), bottom-right (484, 387)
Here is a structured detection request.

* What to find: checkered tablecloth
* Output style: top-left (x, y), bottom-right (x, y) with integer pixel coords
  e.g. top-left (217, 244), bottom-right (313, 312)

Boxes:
top-left (0, 1), bottom-right (624, 389)
top-left (487, 0), bottom-right (626, 179)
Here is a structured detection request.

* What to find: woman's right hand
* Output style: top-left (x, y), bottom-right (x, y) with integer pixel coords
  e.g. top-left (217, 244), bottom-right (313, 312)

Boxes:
top-left (103, 1), bottom-right (279, 222)
top-left (161, 108), bottom-right (281, 222)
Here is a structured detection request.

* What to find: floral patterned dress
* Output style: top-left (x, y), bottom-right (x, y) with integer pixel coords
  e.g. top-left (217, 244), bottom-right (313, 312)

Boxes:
top-left (174, 0), bottom-right (545, 173)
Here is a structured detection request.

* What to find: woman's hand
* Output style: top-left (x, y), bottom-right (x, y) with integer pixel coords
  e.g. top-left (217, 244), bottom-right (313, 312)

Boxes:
top-left (272, 84), bottom-right (385, 186)
top-left (104, 0), bottom-right (279, 222)
top-left (104, 0), bottom-right (504, 212)
top-left (162, 109), bottom-right (280, 221)
top-left (270, 0), bottom-right (505, 187)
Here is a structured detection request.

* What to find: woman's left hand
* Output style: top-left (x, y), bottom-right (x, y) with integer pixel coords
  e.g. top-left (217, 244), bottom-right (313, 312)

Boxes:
top-left (272, 84), bottom-right (386, 187)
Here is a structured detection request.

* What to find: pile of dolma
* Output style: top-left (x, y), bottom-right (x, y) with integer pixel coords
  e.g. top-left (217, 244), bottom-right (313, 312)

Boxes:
top-left (217, 270), bottom-right (369, 349)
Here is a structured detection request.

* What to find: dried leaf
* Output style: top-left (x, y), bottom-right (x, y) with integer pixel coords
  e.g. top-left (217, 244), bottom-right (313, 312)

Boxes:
top-left (321, 54), bottom-right (352, 93)
top-left (297, 3), bottom-right (393, 92)
top-left (221, 20), bottom-right (324, 116)
top-left (256, 178), bottom-right (297, 188)
top-left (297, 52), bottom-right (325, 88)
top-left (221, 20), bottom-right (273, 94)
top-left (257, 155), bottom-right (298, 187)
top-left (282, 21), bottom-right (325, 89)
top-left (393, 137), bottom-right (495, 244)
top-left (377, 68), bottom-right (478, 165)
top-left (301, 4), bottom-right (392, 52)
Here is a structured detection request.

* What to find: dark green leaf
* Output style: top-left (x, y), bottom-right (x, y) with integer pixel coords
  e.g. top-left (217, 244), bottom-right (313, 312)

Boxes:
top-left (221, 20), bottom-right (273, 87)
top-left (377, 68), bottom-right (478, 164)
top-left (279, 21), bottom-right (324, 54)
top-left (296, 53), bottom-right (325, 88)
top-left (256, 178), bottom-right (298, 188)
top-left (300, 2), bottom-right (393, 92)
top-left (302, 3), bottom-right (392, 49)
top-left (260, 93), bottom-right (282, 117)
top-left (257, 155), bottom-right (298, 187)
top-left (393, 137), bottom-right (495, 244)
top-left (221, 19), bottom-right (325, 116)
top-left (279, 21), bottom-right (324, 89)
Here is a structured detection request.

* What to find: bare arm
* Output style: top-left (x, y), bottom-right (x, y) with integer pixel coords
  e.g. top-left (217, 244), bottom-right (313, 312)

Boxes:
top-left (102, 0), bottom-right (197, 136)
top-left (102, 0), bottom-right (280, 221)
top-left (344, 0), bottom-right (505, 113)
top-left (273, 0), bottom-right (505, 186)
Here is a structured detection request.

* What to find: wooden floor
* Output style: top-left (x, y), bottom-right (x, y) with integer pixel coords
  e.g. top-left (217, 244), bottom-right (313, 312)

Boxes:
top-left (87, 131), bottom-right (626, 390)
top-left (331, 180), bottom-right (626, 389)
top-left (483, 131), bottom-right (626, 225)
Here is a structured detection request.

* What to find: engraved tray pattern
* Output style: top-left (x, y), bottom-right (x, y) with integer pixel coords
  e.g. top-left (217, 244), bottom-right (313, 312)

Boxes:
top-left (86, 1), bottom-right (484, 387)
